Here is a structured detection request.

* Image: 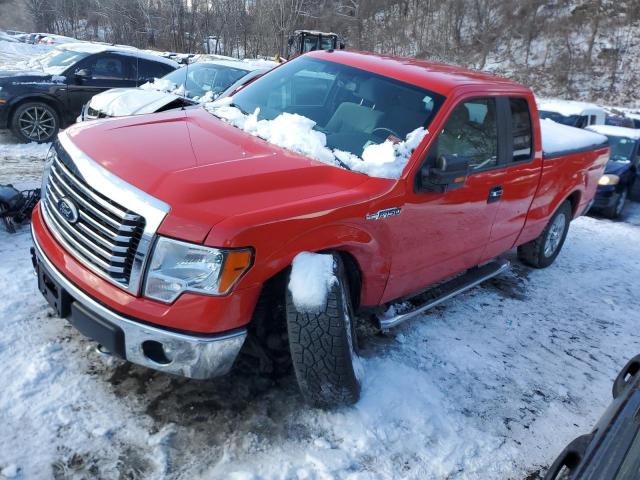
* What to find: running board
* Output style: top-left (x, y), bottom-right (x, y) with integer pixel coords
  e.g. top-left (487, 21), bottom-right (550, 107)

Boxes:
top-left (378, 259), bottom-right (511, 331)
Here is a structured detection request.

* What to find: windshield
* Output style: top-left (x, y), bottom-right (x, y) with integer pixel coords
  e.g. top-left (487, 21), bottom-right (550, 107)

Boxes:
top-left (229, 57), bottom-right (444, 159)
top-left (607, 136), bottom-right (636, 162)
top-left (31, 49), bottom-right (90, 74)
top-left (162, 63), bottom-right (250, 99)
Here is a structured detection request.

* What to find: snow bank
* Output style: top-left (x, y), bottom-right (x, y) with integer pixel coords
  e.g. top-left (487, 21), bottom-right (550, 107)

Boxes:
top-left (206, 97), bottom-right (428, 179)
top-left (288, 252), bottom-right (336, 312)
top-left (540, 119), bottom-right (607, 155)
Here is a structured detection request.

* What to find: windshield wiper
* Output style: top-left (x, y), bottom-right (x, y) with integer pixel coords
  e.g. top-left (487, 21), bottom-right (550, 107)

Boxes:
top-left (229, 102), bottom-right (249, 116)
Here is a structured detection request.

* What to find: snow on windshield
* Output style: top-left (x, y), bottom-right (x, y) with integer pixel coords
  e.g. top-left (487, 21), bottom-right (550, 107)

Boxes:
top-left (205, 96), bottom-right (428, 179)
top-left (540, 119), bottom-right (608, 155)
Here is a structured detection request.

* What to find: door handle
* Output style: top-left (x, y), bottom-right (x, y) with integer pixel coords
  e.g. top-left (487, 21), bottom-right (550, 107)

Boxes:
top-left (488, 185), bottom-right (503, 204)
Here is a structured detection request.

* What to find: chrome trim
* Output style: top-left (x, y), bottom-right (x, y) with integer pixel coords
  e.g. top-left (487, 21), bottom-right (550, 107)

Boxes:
top-left (43, 132), bottom-right (171, 294)
top-left (378, 260), bottom-right (511, 331)
top-left (33, 227), bottom-right (246, 379)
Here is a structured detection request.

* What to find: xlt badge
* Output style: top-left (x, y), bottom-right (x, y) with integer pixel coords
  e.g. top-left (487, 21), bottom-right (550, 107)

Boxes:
top-left (366, 207), bottom-right (401, 221)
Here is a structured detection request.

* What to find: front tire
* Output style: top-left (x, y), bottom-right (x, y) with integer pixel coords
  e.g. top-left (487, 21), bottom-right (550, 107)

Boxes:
top-left (518, 201), bottom-right (572, 268)
top-left (286, 254), bottom-right (362, 407)
top-left (10, 102), bottom-right (60, 143)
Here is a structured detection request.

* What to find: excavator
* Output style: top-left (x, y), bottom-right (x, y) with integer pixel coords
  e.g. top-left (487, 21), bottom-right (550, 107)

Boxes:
top-left (277, 30), bottom-right (344, 62)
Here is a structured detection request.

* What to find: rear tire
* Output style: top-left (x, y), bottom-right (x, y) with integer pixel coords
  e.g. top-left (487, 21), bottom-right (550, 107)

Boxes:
top-left (10, 101), bottom-right (60, 143)
top-left (285, 254), bottom-right (362, 408)
top-left (518, 201), bottom-right (572, 269)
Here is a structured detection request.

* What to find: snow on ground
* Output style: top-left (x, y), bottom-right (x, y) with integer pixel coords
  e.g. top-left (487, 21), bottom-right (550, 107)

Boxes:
top-left (2, 138), bottom-right (640, 479)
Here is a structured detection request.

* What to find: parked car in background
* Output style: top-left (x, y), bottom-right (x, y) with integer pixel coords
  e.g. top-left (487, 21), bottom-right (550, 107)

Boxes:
top-left (38, 34), bottom-right (78, 46)
top-left (545, 355), bottom-right (640, 480)
top-left (31, 50), bottom-right (608, 407)
top-left (586, 125), bottom-right (639, 217)
top-left (0, 43), bottom-right (178, 143)
top-left (79, 59), bottom-right (271, 121)
top-left (0, 31), bottom-right (21, 43)
top-left (538, 98), bottom-right (606, 128)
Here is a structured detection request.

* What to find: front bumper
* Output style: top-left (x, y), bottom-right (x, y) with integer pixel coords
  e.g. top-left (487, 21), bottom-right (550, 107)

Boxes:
top-left (32, 224), bottom-right (247, 379)
top-left (592, 186), bottom-right (618, 209)
top-left (0, 102), bottom-right (9, 129)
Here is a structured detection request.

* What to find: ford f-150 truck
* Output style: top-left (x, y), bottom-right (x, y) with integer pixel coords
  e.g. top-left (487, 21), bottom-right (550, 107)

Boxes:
top-left (30, 50), bottom-right (609, 407)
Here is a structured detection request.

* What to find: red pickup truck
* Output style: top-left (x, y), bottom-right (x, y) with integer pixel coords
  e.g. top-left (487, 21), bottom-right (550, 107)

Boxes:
top-left (31, 50), bottom-right (609, 407)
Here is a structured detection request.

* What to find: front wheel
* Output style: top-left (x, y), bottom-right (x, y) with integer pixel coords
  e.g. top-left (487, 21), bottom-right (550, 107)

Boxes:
top-left (518, 201), bottom-right (572, 268)
top-left (10, 102), bottom-right (60, 143)
top-left (285, 253), bottom-right (362, 407)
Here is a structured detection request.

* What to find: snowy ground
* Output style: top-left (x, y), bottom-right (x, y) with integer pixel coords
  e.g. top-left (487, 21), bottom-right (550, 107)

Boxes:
top-left (1, 135), bottom-right (640, 480)
top-left (3, 39), bottom-right (640, 480)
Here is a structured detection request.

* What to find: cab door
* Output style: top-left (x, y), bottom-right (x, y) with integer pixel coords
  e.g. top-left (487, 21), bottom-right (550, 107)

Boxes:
top-left (382, 96), bottom-right (505, 302)
top-left (480, 97), bottom-right (543, 260)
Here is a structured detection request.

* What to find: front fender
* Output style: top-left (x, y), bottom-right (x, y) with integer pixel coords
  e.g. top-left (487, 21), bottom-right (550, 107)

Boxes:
top-left (255, 222), bottom-right (391, 307)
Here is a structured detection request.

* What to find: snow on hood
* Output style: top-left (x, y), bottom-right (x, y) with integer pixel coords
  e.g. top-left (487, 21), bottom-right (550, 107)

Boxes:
top-left (205, 96), bottom-right (428, 179)
top-left (540, 119), bottom-right (608, 155)
top-left (88, 88), bottom-right (185, 117)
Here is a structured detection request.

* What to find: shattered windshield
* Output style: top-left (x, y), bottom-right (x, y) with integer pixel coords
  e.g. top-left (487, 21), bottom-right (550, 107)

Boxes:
top-left (207, 56), bottom-right (444, 178)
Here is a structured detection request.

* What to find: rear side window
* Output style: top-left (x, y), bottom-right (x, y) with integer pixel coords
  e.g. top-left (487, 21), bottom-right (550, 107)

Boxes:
top-left (438, 97), bottom-right (498, 171)
top-left (509, 98), bottom-right (533, 162)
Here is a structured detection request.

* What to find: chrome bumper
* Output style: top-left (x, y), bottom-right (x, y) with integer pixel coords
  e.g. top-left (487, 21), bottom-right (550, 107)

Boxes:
top-left (32, 228), bottom-right (247, 379)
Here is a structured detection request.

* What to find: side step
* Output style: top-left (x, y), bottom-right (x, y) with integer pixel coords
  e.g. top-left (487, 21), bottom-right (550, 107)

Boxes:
top-left (378, 259), bottom-right (510, 331)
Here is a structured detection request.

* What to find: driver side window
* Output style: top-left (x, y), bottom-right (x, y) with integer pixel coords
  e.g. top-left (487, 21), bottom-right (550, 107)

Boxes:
top-left (438, 97), bottom-right (498, 171)
top-left (79, 54), bottom-right (128, 80)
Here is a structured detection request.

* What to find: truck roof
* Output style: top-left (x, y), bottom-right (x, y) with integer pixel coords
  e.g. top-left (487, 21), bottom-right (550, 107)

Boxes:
top-left (306, 50), bottom-right (530, 96)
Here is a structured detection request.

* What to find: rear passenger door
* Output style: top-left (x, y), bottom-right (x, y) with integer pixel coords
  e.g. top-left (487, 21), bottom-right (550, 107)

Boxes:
top-left (480, 97), bottom-right (543, 260)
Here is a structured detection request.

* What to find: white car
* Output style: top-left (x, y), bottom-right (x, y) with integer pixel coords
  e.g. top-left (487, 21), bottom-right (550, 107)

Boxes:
top-left (80, 59), bottom-right (273, 121)
top-left (537, 98), bottom-right (606, 128)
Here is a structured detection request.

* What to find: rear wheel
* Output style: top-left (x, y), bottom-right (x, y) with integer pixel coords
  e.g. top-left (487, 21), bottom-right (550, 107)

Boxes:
top-left (10, 102), bottom-right (60, 143)
top-left (603, 187), bottom-right (628, 219)
top-left (285, 254), bottom-right (362, 407)
top-left (518, 201), bottom-right (572, 268)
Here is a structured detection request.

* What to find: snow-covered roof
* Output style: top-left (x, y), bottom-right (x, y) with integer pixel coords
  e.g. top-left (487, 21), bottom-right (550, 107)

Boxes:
top-left (540, 119), bottom-right (608, 155)
top-left (587, 125), bottom-right (640, 140)
top-left (58, 43), bottom-right (179, 68)
top-left (537, 98), bottom-right (605, 116)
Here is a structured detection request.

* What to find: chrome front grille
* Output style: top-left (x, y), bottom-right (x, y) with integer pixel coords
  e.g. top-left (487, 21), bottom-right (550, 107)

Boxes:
top-left (42, 146), bottom-right (146, 287)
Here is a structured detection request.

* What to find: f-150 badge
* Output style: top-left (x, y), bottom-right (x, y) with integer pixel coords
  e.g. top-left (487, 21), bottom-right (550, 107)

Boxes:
top-left (366, 207), bottom-right (401, 220)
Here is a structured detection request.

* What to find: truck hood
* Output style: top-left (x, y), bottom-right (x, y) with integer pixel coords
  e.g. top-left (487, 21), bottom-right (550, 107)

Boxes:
top-left (65, 108), bottom-right (376, 243)
top-left (604, 159), bottom-right (633, 176)
top-left (87, 88), bottom-right (193, 117)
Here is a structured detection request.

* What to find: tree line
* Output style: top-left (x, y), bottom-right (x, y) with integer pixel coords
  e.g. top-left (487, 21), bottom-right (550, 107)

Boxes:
top-left (23, 0), bottom-right (640, 103)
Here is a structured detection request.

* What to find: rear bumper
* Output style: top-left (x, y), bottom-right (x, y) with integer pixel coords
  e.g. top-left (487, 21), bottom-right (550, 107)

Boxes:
top-left (32, 222), bottom-right (247, 379)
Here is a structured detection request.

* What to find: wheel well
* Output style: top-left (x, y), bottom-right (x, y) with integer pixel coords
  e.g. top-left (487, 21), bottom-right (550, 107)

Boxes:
top-left (9, 97), bottom-right (63, 126)
top-left (566, 191), bottom-right (581, 217)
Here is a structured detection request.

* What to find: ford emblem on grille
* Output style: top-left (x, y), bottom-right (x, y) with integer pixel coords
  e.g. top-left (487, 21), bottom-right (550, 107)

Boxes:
top-left (57, 197), bottom-right (79, 224)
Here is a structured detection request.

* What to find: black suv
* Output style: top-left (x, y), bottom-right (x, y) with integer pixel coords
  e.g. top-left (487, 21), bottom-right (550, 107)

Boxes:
top-left (0, 44), bottom-right (178, 143)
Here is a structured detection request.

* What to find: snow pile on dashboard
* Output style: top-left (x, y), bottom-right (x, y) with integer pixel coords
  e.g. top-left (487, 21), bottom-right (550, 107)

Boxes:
top-left (205, 97), bottom-right (427, 179)
top-left (288, 252), bottom-right (336, 312)
top-left (540, 119), bottom-right (608, 155)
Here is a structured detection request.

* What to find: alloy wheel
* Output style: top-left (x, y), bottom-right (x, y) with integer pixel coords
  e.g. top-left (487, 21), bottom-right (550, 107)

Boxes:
top-left (18, 106), bottom-right (55, 142)
top-left (544, 212), bottom-right (566, 257)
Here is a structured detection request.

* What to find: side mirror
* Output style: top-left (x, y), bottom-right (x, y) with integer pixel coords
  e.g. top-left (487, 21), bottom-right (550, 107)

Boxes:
top-left (339, 42), bottom-right (345, 50)
top-left (74, 68), bottom-right (92, 83)
top-left (420, 155), bottom-right (469, 193)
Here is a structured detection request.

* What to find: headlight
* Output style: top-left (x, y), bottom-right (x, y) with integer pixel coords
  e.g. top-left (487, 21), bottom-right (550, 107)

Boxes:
top-left (144, 237), bottom-right (252, 303)
top-left (598, 174), bottom-right (620, 186)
